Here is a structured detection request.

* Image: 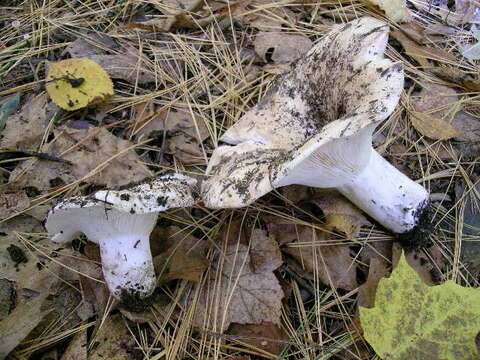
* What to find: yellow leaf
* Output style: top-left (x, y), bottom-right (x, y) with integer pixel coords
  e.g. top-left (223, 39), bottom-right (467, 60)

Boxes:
top-left (359, 251), bottom-right (480, 359)
top-left (411, 111), bottom-right (461, 140)
top-left (45, 58), bottom-right (114, 111)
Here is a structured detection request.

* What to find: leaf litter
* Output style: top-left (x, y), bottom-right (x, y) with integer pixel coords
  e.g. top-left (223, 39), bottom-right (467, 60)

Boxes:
top-left (1, 0), bottom-right (480, 359)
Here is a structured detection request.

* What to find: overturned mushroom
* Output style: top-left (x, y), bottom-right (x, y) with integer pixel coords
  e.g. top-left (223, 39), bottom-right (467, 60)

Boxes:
top-left (46, 174), bottom-right (197, 310)
top-left (202, 17), bottom-right (429, 235)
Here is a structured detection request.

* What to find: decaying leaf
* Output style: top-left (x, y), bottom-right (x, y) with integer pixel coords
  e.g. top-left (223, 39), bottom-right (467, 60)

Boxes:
top-left (0, 294), bottom-right (50, 359)
top-left (45, 58), bottom-right (114, 111)
top-left (89, 314), bottom-right (137, 360)
top-left (0, 216), bottom-right (45, 285)
top-left (9, 127), bottom-right (151, 190)
top-left (192, 229), bottom-right (283, 331)
top-left (366, 0), bottom-right (410, 22)
top-left (283, 226), bottom-right (358, 290)
top-left (229, 322), bottom-right (289, 356)
top-left (311, 191), bottom-right (371, 239)
top-left (253, 32), bottom-right (312, 64)
top-left (410, 111), bottom-right (461, 140)
top-left (0, 191), bottom-right (29, 218)
top-left (360, 252), bottom-right (480, 359)
top-left (0, 94), bottom-right (48, 151)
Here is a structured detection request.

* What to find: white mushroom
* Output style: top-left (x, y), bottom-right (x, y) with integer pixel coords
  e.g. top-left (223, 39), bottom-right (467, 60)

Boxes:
top-left (202, 17), bottom-right (429, 235)
top-left (46, 174), bottom-right (197, 309)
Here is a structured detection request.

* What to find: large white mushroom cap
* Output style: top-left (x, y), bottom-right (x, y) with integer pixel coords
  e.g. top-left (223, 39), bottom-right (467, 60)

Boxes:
top-left (46, 173), bottom-right (197, 309)
top-left (202, 17), bottom-right (429, 234)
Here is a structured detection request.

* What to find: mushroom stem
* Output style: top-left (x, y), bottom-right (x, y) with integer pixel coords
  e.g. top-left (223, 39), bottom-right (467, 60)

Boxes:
top-left (337, 150), bottom-right (429, 233)
top-left (98, 232), bottom-right (156, 301)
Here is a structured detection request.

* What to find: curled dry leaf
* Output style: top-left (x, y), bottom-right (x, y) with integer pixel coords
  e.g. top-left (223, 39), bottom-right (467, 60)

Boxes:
top-left (45, 58), bottom-right (114, 111)
top-left (0, 191), bottom-right (29, 218)
top-left (9, 127), bottom-right (152, 190)
top-left (254, 32), bottom-right (312, 64)
top-left (192, 229), bottom-right (283, 331)
top-left (0, 94), bottom-right (48, 151)
top-left (283, 226), bottom-right (358, 290)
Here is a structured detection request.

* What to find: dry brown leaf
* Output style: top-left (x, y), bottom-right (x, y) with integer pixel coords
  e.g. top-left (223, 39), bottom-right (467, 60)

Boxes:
top-left (60, 330), bottom-right (87, 360)
top-left (311, 191), bottom-right (371, 239)
top-left (155, 232), bottom-right (209, 283)
top-left (137, 107), bottom-right (209, 140)
top-left (391, 30), bottom-right (456, 67)
top-left (89, 313), bottom-right (137, 360)
top-left (410, 111), bottom-right (461, 140)
top-left (254, 32), bottom-right (312, 64)
top-left (229, 322), bottom-right (289, 356)
top-left (0, 294), bottom-right (50, 359)
top-left (0, 216), bottom-right (46, 285)
top-left (0, 191), bottom-right (29, 217)
top-left (192, 229), bottom-right (283, 331)
top-left (10, 127), bottom-right (151, 190)
top-left (429, 66), bottom-right (480, 92)
top-left (0, 94), bottom-right (48, 151)
top-left (284, 226), bottom-right (358, 290)
top-left (264, 217), bottom-right (300, 245)
top-left (166, 133), bottom-right (206, 165)
top-left (413, 82), bottom-right (459, 119)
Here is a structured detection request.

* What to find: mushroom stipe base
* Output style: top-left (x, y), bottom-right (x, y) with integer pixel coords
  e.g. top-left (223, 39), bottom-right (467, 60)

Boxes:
top-left (119, 288), bottom-right (153, 313)
top-left (396, 201), bottom-right (433, 251)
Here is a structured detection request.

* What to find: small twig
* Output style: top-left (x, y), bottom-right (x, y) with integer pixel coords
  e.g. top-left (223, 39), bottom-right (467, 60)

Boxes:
top-left (16, 150), bottom-right (73, 165)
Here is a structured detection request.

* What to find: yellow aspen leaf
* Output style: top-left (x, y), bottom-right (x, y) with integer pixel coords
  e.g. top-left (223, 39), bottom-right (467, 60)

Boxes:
top-left (45, 58), bottom-right (114, 111)
top-left (411, 111), bottom-right (461, 140)
top-left (359, 252), bottom-right (480, 359)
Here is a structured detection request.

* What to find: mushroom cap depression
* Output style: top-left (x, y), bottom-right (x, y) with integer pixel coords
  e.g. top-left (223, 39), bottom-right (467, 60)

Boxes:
top-left (201, 17), bottom-right (404, 208)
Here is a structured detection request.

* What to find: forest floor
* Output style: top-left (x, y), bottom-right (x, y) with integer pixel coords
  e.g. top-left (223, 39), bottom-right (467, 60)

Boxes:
top-left (1, 1), bottom-right (480, 359)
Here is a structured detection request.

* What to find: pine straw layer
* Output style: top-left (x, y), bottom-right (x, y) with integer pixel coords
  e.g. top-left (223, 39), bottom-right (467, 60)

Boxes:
top-left (1, 0), bottom-right (480, 359)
